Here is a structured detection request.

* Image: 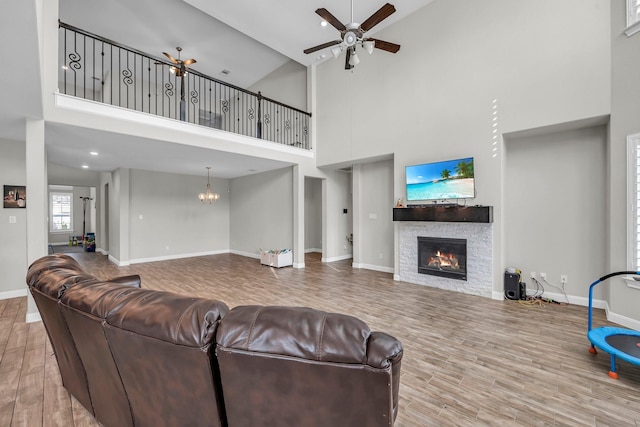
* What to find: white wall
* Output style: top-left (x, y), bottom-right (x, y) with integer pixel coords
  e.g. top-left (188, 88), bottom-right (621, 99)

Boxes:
top-left (314, 0), bottom-right (611, 297)
top-left (110, 169), bottom-right (122, 261)
top-left (353, 160), bottom-right (394, 272)
top-left (504, 126), bottom-right (607, 301)
top-left (249, 60), bottom-right (308, 112)
top-left (304, 177), bottom-right (322, 251)
top-left (229, 167), bottom-right (293, 256)
top-left (609, 0), bottom-right (640, 320)
top-left (322, 169), bottom-right (353, 262)
top-left (316, 0), bottom-right (610, 168)
top-left (0, 139), bottom-right (28, 297)
top-left (128, 169), bottom-right (230, 262)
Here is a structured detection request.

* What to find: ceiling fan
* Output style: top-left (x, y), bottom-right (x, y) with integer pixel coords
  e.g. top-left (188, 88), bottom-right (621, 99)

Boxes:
top-left (162, 47), bottom-right (196, 121)
top-left (163, 47), bottom-right (196, 77)
top-left (303, 1), bottom-right (401, 70)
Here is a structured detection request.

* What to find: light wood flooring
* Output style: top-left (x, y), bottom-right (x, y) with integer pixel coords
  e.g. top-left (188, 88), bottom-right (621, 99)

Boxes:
top-left (2, 252), bottom-right (640, 426)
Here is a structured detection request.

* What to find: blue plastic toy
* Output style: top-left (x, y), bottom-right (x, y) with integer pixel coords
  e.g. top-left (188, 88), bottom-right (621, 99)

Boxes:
top-left (587, 271), bottom-right (640, 379)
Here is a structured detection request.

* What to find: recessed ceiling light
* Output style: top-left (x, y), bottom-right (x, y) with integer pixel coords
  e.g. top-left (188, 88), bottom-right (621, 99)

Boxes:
top-left (90, 151), bottom-right (98, 156)
top-left (82, 165), bottom-right (89, 169)
top-left (220, 69), bottom-right (231, 75)
top-left (248, 169), bottom-right (257, 172)
top-left (320, 20), bottom-right (328, 27)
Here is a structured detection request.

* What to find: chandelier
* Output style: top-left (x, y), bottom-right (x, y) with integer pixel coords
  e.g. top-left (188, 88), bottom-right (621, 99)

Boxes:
top-left (198, 166), bottom-right (220, 204)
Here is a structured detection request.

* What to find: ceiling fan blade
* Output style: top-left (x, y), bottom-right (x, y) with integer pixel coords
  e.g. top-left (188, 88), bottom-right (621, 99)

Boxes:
top-left (315, 8), bottom-right (347, 32)
top-left (304, 40), bottom-right (342, 55)
top-left (163, 52), bottom-right (178, 63)
top-left (368, 38), bottom-right (400, 53)
top-left (183, 58), bottom-right (197, 67)
top-left (360, 3), bottom-right (396, 32)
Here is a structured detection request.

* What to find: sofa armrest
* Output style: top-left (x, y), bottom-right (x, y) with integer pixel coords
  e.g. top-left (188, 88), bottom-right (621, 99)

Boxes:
top-left (107, 274), bottom-right (141, 288)
top-left (367, 331), bottom-right (403, 421)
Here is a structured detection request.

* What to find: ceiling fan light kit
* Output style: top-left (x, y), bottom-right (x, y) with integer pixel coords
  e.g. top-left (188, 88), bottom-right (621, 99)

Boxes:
top-left (304, 1), bottom-right (401, 70)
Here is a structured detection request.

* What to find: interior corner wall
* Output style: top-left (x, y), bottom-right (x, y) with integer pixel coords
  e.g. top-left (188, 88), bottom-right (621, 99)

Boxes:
top-left (46, 186), bottom-right (94, 245)
top-left (314, 0), bottom-right (610, 291)
top-left (504, 126), bottom-right (607, 301)
top-left (229, 167), bottom-right (293, 256)
top-left (248, 60), bottom-right (308, 112)
top-left (47, 163), bottom-right (101, 244)
top-left (609, 0), bottom-right (640, 320)
top-left (322, 170), bottom-right (352, 262)
top-left (352, 159), bottom-right (394, 271)
top-left (0, 139), bottom-right (28, 296)
top-left (99, 172), bottom-right (111, 254)
top-left (109, 169), bottom-right (122, 262)
top-left (304, 177), bottom-right (322, 251)
top-left (128, 169), bottom-right (230, 261)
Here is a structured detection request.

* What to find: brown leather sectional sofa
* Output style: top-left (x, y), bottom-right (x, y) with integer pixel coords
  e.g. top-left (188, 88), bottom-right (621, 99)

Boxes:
top-left (27, 254), bottom-right (403, 427)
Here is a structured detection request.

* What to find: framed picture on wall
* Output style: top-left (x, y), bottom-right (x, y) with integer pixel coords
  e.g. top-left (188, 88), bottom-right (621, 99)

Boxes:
top-left (3, 185), bottom-right (26, 208)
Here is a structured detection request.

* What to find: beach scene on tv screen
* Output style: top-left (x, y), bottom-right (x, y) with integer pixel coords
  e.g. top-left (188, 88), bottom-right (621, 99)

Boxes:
top-left (406, 157), bottom-right (474, 201)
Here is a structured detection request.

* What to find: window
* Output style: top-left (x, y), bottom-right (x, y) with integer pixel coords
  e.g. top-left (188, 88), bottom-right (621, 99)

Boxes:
top-left (50, 190), bottom-right (73, 232)
top-left (626, 0), bottom-right (640, 36)
top-left (628, 134), bottom-right (640, 269)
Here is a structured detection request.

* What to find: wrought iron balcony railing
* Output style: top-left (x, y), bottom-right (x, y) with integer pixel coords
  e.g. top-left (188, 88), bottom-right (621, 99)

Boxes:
top-left (59, 21), bottom-right (311, 149)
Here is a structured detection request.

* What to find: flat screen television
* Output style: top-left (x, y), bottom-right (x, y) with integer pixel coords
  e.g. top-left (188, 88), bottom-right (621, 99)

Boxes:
top-left (405, 157), bottom-right (475, 201)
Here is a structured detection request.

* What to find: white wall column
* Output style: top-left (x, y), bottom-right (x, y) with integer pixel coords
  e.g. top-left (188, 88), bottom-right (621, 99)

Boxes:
top-left (119, 168), bottom-right (131, 265)
top-left (292, 165), bottom-right (305, 268)
top-left (351, 164), bottom-right (362, 266)
top-left (25, 118), bottom-right (47, 322)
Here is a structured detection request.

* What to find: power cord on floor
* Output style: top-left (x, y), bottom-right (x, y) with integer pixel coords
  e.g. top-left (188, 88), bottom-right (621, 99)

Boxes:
top-left (540, 276), bottom-right (570, 305)
top-left (516, 277), bottom-right (569, 307)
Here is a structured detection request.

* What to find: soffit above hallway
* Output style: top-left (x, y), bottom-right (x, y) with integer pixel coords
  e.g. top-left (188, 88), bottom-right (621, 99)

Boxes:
top-left (45, 123), bottom-right (294, 179)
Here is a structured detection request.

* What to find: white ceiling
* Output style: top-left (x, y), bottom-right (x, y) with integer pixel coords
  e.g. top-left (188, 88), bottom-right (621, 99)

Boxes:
top-left (1, 0), bottom-right (434, 179)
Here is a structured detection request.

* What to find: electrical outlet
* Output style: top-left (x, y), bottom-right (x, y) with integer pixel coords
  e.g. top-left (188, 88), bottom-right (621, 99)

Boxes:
top-left (561, 275), bottom-right (568, 284)
top-left (540, 272), bottom-right (547, 280)
top-left (530, 271), bottom-right (536, 279)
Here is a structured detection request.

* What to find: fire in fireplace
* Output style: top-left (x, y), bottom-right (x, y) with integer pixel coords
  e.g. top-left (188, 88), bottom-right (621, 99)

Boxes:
top-left (417, 236), bottom-right (467, 280)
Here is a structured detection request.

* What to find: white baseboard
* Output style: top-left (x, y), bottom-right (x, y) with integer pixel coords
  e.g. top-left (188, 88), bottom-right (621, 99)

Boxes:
top-left (0, 289), bottom-right (28, 300)
top-left (229, 249), bottom-right (260, 259)
top-left (305, 248), bottom-right (322, 253)
top-left (26, 311), bottom-right (42, 323)
top-left (352, 263), bottom-right (394, 274)
top-left (605, 304), bottom-right (640, 331)
top-left (293, 263), bottom-right (305, 269)
top-left (322, 254), bottom-right (353, 263)
top-left (393, 274), bottom-right (401, 281)
top-left (129, 249), bottom-right (230, 265)
top-left (96, 248), bottom-right (107, 255)
top-left (492, 291), bottom-right (504, 300)
top-left (108, 254), bottom-right (129, 266)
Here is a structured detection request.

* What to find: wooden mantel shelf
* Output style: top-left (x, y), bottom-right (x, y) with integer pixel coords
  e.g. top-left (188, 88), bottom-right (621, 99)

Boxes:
top-left (393, 205), bottom-right (493, 223)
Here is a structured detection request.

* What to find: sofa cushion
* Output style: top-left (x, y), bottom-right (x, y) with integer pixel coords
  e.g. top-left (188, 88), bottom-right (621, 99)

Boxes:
top-left (216, 305), bottom-right (403, 427)
top-left (27, 254), bottom-right (98, 298)
top-left (216, 305), bottom-right (371, 364)
top-left (103, 289), bottom-right (229, 427)
top-left (106, 289), bottom-right (228, 347)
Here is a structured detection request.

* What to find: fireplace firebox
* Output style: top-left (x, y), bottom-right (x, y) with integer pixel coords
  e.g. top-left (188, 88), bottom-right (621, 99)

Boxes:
top-left (417, 236), bottom-right (467, 281)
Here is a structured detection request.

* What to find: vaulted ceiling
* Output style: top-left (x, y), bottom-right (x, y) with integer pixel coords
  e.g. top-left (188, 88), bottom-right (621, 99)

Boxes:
top-left (1, 0), bottom-right (434, 178)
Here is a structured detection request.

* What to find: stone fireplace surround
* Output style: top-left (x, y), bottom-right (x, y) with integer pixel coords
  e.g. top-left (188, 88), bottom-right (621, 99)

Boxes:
top-left (397, 221), bottom-right (493, 298)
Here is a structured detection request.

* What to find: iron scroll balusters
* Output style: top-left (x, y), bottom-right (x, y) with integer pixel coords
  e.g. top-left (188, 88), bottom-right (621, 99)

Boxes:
top-left (58, 21), bottom-right (311, 149)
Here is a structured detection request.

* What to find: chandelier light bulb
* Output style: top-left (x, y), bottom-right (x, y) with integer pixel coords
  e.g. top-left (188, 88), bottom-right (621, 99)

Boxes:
top-left (199, 166), bottom-right (220, 204)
